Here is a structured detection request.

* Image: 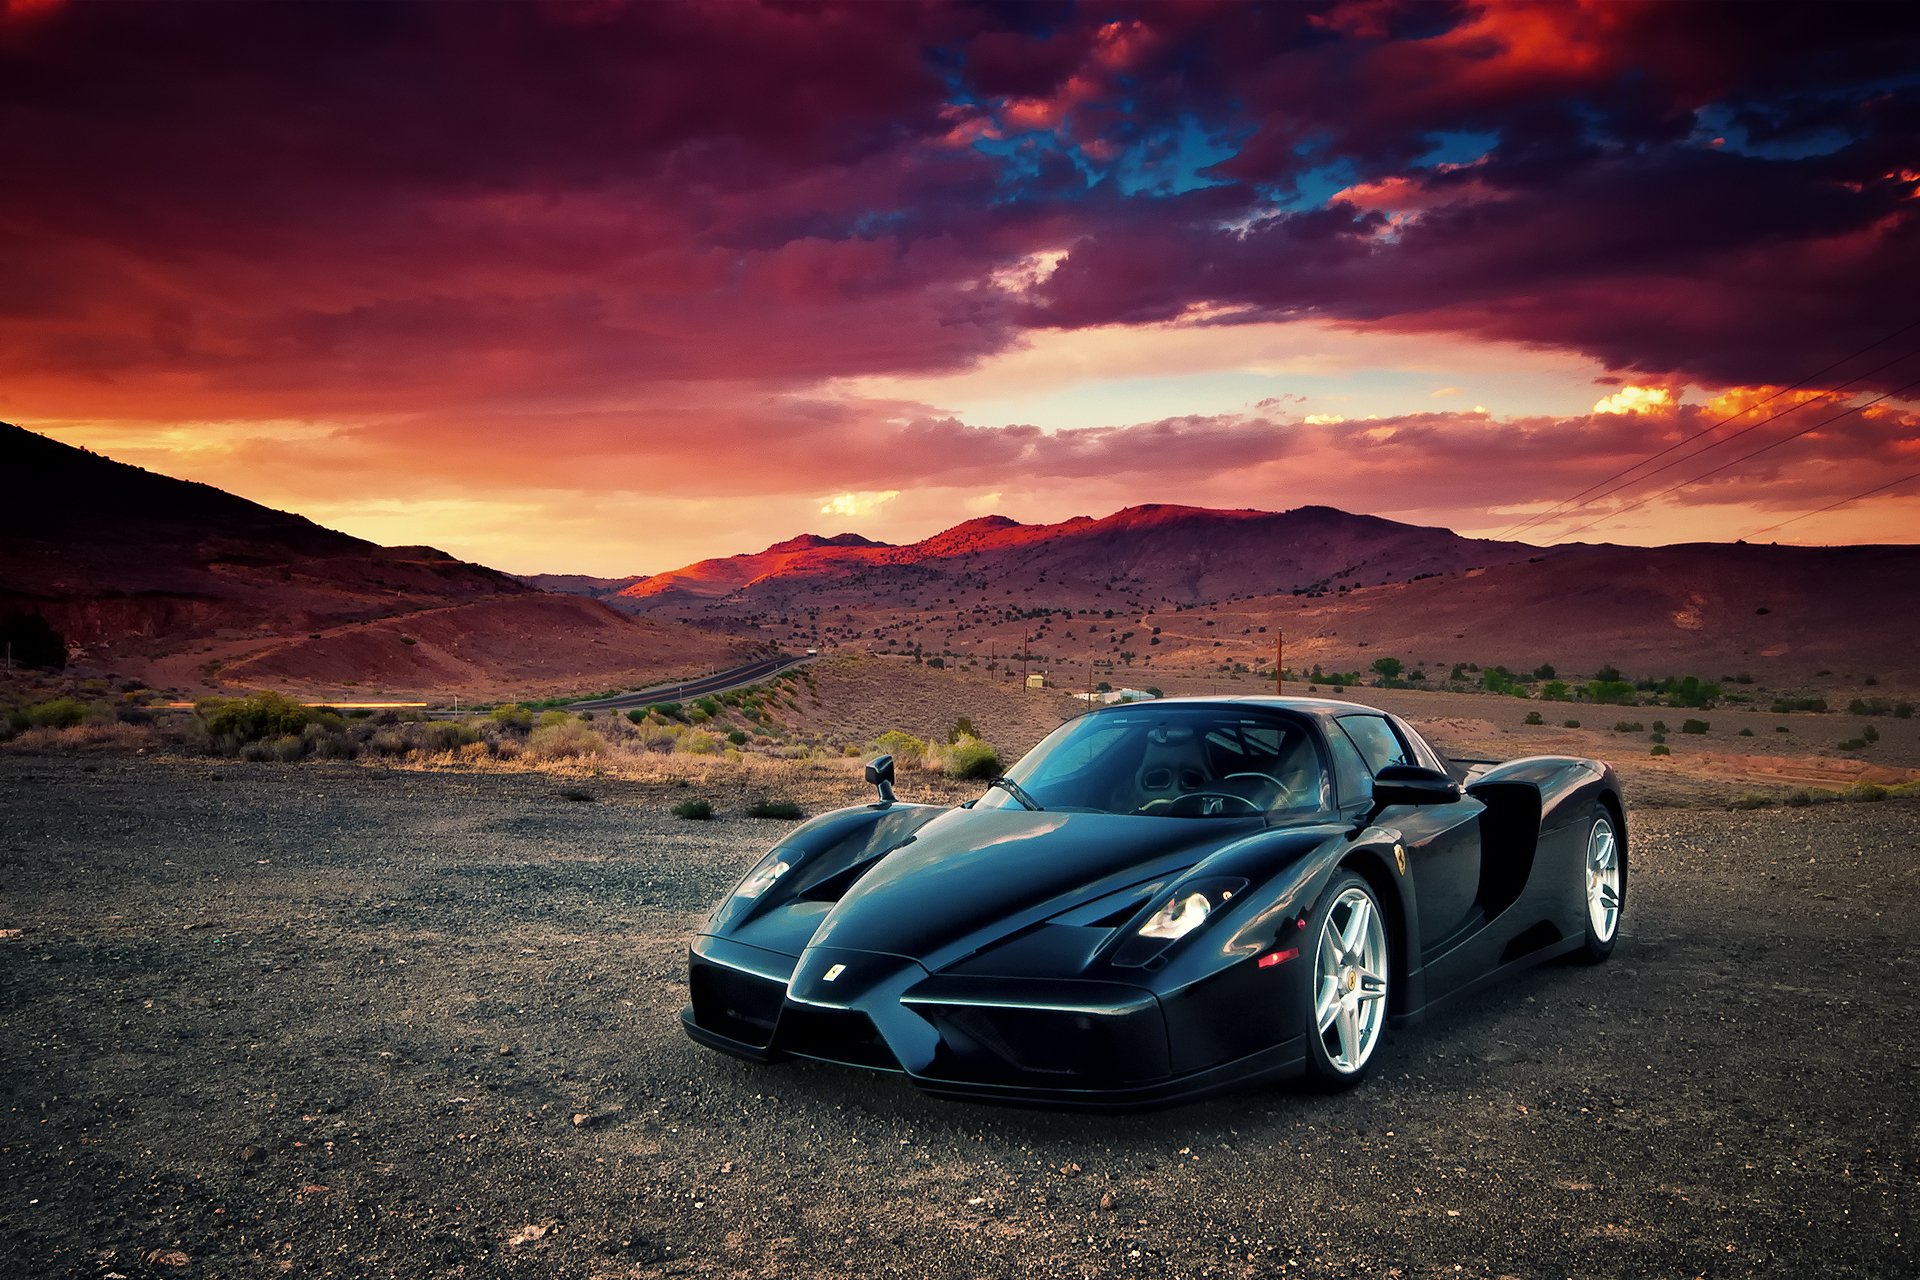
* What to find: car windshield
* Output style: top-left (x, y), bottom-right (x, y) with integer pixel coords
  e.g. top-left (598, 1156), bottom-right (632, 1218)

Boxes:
top-left (976, 705), bottom-right (1330, 818)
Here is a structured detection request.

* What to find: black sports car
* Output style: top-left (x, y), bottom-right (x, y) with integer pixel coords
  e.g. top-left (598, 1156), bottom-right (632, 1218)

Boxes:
top-left (683, 696), bottom-right (1625, 1108)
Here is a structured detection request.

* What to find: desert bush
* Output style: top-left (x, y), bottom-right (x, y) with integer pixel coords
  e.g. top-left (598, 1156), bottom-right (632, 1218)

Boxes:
top-left (1846, 781), bottom-right (1889, 802)
top-left (627, 708), bottom-right (648, 725)
top-left (938, 733), bottom-right (1002, 780)
top-left (870, 729), bottom-right (929, 767)
top-left (1563, 719), bottom-right (1581, 729)
top-left (679, 729), bottom-right (721, 755)
top-left (726, 729), bottom-right (749, 745)
top-left (456, 740), bottom-right (492, 765)
top-left (422, 721), bottom-right (481, 752)
top-left (1612, 721), bottom-right (1644, 733)
top-left (1523, 711), bottom-right (1544, 725)
top-left (490, 704), bottom-right (534, 732)
top-left (268, 734), bottom-right (306, 762)
top-left (672, 799), bottom-right (713, 820)
top-left (747, 800), bottom-right (804, 820)
top-left (1650, 744), bottom-right (1671, 756)
top-left (308, 730), bottom-right (357, 760)
top-left (239, 739), bottom-right (276, 762)
top-left (536, 709), bottom-right (575, 729)
top-left (23, 697), bottom-right (91, 729)
top-left (1681, 719), bottom-right (1709, 734)
top-left (198, 692), bottom-right (337, 744)
top-left (1769, 696), bottom-right (1828, 714)
top-left (367, 728), bottom-right (410, 757)
top-left (1739, 727), bottom-right (1754, 736)
top-left (526, 720), bottom-right (607, 761)
top-left (1729, 792), bottom-right (1776, 810)
top-left (651, 702), bottom-right (687, 722)
top-left (693, 696), bottom-right (721, 718)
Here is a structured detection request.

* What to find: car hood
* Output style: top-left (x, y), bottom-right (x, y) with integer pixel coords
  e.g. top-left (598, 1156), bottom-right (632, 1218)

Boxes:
top-left (803, 805), bottom-right (1257, 969)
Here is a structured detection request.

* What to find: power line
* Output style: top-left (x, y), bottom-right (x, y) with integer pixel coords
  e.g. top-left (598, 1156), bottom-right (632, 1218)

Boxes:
top-left (1493, 318), bottom-right (1920, 542)
top-left (1552, 378), bottom-right (1920, 541)
top-left (1523, 343), bottom-right (1920, 534)
top-left (1745, 467), bottom-right (1920, 540)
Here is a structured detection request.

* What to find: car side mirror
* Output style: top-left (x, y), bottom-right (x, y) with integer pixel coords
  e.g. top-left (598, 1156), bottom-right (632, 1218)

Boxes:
top-left (1370, 764), bottom-right (1461, 809)
top-left (864, 754), bottom-right (896, 807)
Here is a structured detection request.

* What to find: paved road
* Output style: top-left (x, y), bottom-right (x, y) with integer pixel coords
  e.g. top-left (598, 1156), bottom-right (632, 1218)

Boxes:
top-left (566, 653), bottom-right (810, 712)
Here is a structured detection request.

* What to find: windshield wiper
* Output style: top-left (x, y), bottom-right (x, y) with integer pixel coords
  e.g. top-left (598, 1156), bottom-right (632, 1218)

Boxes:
top-left (986, 776), bottom-right (1044, 811)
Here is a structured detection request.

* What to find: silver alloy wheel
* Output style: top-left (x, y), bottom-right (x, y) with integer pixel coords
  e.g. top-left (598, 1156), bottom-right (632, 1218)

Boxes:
top-left (1314, 885), bottom-right (1389, 1073)
top-left (1586, 815), bottom-right (1622, 942)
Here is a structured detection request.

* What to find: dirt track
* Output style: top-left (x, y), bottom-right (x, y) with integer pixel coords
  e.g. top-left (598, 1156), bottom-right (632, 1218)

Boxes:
top-left (1, 756), bottom-right (1914, 1279)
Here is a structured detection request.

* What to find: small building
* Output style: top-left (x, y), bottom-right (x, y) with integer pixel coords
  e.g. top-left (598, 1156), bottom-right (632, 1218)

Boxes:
top-left (1025, 673), bottom-right (1047, 689)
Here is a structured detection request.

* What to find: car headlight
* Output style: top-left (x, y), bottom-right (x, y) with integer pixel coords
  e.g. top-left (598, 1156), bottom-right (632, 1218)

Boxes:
top-left (1113, 877), bottom-right (1248, 966)
top-left (734, 856), bottom-right (791, 901)
top-left (1139, 890), bottom-right (1215, 940)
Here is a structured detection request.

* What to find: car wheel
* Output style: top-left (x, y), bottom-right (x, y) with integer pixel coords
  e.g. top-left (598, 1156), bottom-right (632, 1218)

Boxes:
top-left (1304, 871), bottom-right (1390, 1087)
top-left (1575, 807), bottom-right (1624, 963)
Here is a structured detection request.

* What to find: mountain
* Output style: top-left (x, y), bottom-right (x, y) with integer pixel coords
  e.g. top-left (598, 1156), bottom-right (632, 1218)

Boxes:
top-left (611, 501), bottom-right (1920, 684)
top-left (0, 423), bottom-right (759, 694)
top-left (616, 504), bottom-right (1537, 614)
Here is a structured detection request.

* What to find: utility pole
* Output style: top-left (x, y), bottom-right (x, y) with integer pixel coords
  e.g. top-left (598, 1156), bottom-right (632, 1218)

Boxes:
top-left (1276, 630), bottom-right (1284, 696)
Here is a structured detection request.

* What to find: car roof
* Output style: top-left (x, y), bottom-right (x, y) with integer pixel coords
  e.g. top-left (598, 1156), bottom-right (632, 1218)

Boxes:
top-left (1087, 694), bottom-right (1387, 720)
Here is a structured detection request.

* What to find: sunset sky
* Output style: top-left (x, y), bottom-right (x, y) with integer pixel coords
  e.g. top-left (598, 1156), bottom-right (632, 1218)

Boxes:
top-left (3, 0), bottom-right (1917, 575)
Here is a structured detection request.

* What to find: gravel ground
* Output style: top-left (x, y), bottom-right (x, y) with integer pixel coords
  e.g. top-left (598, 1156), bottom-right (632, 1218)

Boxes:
top-left (1, 755), bottom-right (1914, 1279)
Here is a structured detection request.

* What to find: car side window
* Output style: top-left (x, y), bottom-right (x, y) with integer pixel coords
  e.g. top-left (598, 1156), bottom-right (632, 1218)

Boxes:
top-left (1336, 715), bottom-right (1413, 774)
top-left (1323, 723), bottom-right (1373, 808)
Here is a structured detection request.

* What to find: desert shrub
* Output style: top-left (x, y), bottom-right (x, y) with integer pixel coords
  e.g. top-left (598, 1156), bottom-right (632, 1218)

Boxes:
top-left (1739, 727), bottom-right (1754, 736)
top-left (423, 721), bottom-right (481, 751)
top-left (1563, 720), bottom-right (1581, 729)
top-left (490, 704), bottom-right (534, 732)
top-left (1582, 679), bottom-right (1638, 705)
top-left (1846, 781), bottom-right (1889, 802)
top-left (672, 799), bottom-right (713, 820)
top-left (239, 739), bottom-right (276, 762)
top-left (1837, 737), bottom-right (1867, 751)
top-left (1656, 675), bottom-right (1721, 709)
top-left (940, 734), bottom-right (1002, 780)
top-left (1650, 744), bottom-right (1671, 756)
top-left (870, 729), bottom-right (929, 767)
top-left (1612, 721), bottom-right (1644, 733)
top-left (24, 697), bottom-right (90, 729)
top-left (1523, 711), bottom-right (1544, 725)
top-left (1651, 720), bottom-right (1667, 733)
top-left (637, 727), bottom-right (679, 753)
top-left (1769, 696), bottom-right (1828, 714)
top-left (536, 709), bottom-right (575, 729)
top-left (627, 708), bottom-right (648, 725)
top-left (651, 702), bottom-right (687, 722)
top-left (679, 729), bottom-right (721, 755)
top-left (747, 800), bottom-right (804, 820)
top-left (693, 696), bottom-right (721, 718)
top-left (1864, 724), bottom-right (1881, 744)
top-left (367, 728), bottom-right (410, 757)
top-left (1782, 789), bottom-right (1814, 808)
top-left (525, 720), bottom-right (607, 761)
top-left (947, 716), bottom-right (978, 743)
top-left (1729, 793), bottom-right (1775, 810)
top-left (199, 692), bottom-right (336, 744)
top-left (1681, 719), bottom-right (1709, 734)
top-left (268, 733), bottom-right (306, 762)
top-left (726, 729), bottom-right (749, 745)
top-left (560, 787), bottom-right (594, 802)
top-left (456, 740), bottom-right (492, 764)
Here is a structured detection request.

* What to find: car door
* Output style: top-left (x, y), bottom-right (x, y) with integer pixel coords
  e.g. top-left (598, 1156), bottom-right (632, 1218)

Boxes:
top-left (1334, 714), bottom-right (1485, 958)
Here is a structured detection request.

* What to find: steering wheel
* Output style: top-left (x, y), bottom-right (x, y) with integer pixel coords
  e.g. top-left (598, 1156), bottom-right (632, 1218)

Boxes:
top-left (1163, 790), bottom-right (1264, 817)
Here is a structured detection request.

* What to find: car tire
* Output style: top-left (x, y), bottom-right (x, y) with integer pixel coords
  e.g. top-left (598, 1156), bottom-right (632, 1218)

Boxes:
top-left (1302, 870), bottom-right (1390, 1088)
top-left (1573, 805), bottom-right (1624, 964)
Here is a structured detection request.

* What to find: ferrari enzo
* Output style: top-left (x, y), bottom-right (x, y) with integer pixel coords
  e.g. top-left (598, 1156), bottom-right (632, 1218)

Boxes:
top-left (682, 697), bottom-right (1625, 1108)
